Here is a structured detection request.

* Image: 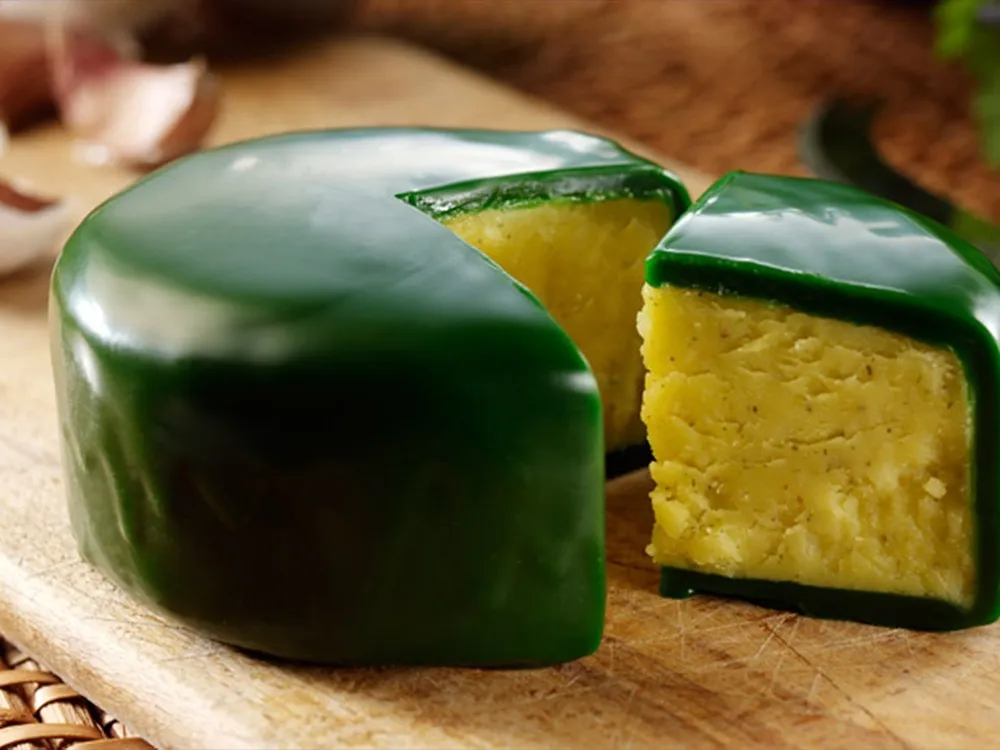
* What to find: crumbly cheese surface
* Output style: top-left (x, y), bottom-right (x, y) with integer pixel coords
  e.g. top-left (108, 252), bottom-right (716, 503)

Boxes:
top-left (444, 199), bottom-right (672, 452)
top-left (637, 285), bottom-right (975, 606)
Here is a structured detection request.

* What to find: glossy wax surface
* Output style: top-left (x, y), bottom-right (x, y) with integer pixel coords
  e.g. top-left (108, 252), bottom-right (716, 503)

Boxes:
top-left (647, 171), bottom-right (1000, 630)
top-left (49, 128), bottom-right (687, 665)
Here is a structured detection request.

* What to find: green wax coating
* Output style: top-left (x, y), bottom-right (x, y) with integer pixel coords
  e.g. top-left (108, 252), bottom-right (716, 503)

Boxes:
top-left (49, 127), bottom-right (689, 665)
top-left (646, 170), bottom-right (1000, 631)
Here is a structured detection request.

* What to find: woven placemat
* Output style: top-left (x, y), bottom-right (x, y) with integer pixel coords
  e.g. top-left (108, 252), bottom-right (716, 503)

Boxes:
top-left (0, 638), bottom-right (150, 749)
top-left (0, 1), bottom-right (989, 746)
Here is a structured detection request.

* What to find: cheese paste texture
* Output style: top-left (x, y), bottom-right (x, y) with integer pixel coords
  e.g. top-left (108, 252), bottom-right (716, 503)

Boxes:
top-left (639, 285), bottom-right (974, 606)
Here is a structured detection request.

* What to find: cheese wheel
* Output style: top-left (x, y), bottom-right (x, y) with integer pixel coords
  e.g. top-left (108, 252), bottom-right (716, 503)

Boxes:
top-left (49, 127), bottom-right (689, 665)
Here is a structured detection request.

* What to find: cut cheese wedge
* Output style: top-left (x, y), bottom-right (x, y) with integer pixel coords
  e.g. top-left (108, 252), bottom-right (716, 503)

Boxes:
top-left (640, 170), bottom-right (1000, 631)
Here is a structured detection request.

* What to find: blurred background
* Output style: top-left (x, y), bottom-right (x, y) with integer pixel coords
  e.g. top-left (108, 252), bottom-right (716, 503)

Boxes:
top-left (2, 0), bottom-right (996, 221)
top-left (340, 0), bottom-right (995, 221)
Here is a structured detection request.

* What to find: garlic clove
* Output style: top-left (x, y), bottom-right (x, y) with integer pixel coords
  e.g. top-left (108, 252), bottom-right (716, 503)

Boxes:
top-left (51, 29), bottom-right (222, 170)
top-left (0, 179), bottom-right (74, 277)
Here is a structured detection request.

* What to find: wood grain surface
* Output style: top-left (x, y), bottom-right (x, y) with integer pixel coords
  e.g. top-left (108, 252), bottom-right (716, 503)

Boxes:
top-left (0, 34), bottom-right (996, 750)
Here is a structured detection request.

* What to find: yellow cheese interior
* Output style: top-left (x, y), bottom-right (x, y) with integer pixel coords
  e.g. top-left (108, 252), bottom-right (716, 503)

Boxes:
top-left (444, 198), bottom-right (672, 452)
top-left (637, 285), bottom-right (975, 606)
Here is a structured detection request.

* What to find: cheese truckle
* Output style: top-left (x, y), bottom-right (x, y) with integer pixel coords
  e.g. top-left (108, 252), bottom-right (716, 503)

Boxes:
top-left (639, 171), bottom-right (1000, 631)
top-left (48, 128), bottom-right (689, 666)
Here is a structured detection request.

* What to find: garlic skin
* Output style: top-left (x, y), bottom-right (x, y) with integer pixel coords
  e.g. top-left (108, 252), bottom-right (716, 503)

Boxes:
top-left (0, 180), bottom-right (74, 277)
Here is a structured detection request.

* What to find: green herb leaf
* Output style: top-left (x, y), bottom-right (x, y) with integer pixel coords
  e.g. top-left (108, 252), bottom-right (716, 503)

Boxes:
top-left (936, 0), bottom-right (985, 55)
top-left (975, 67), bottom-right (1000, 164)
top-left (936, 0), bottom-right (1000, 167)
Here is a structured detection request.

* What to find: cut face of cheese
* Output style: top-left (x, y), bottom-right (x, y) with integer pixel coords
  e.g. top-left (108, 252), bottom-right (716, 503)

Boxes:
top-left (639, 284), bottom-right (975, 606)
top-left (444, 198), bottom-right (673, 453)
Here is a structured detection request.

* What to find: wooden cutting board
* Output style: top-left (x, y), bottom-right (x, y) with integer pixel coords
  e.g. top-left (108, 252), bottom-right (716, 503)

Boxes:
top-left (0, 34), bottom-right (997, 750)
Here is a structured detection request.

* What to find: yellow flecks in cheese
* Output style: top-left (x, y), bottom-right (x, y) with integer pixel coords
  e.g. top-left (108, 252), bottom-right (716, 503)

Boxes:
top-left (637, 284), bottom-right (975, 606)
top-left (444, 199), bottom-right (672, 452)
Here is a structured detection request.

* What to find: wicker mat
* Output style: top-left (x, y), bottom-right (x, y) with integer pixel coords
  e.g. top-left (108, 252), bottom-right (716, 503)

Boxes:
top-left (0, 1), bottom-right (991, 746)
top-left (0, 638), bottom-right (150, 749)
